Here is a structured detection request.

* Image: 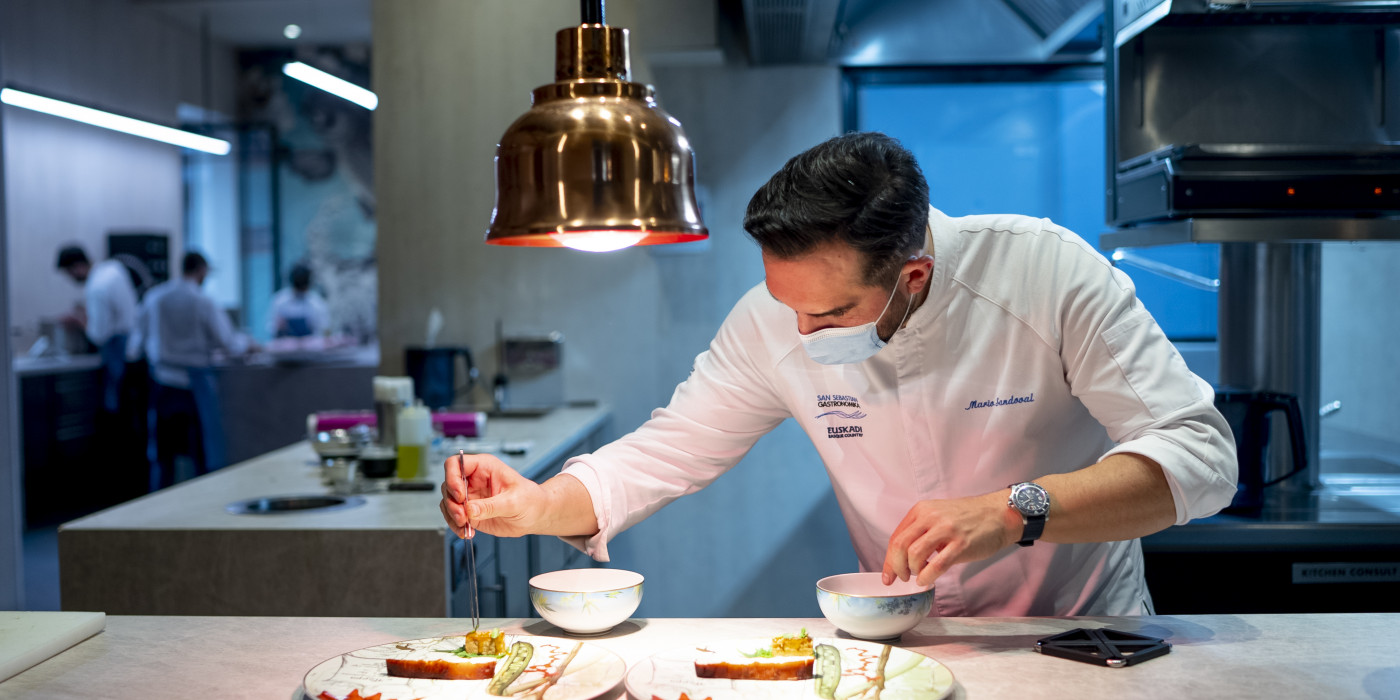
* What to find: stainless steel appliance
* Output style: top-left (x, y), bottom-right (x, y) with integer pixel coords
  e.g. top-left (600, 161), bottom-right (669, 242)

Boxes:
top-left (1102, 1), bottom-right (1400, 504)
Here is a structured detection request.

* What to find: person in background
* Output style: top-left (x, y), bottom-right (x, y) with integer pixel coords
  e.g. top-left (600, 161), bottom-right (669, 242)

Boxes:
top-left (440, 132), bottom-right (1239, 617)
top-left (56, 244), bottom-right (150, 502)
top-left (269, 262), bottom-right (330, 338)
top-left (134, 251), bottom-right (247, 488)
top-left (56, 245), bottom-right (138, 412)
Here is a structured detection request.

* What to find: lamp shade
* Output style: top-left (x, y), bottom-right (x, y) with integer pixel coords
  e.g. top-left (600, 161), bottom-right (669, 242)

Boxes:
top-left (487, 24), bottom-right (708, 252)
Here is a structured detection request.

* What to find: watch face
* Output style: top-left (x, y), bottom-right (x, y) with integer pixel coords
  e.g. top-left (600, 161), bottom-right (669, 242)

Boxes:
top-left (1012, 483), bottom-right (1050, 517)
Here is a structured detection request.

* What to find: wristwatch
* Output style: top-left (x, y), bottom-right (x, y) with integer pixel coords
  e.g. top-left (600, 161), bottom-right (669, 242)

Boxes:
top-left (1007, 482), bottom-right (1050, 547)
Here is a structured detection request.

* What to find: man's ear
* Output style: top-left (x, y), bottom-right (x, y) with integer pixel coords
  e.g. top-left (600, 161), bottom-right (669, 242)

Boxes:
top-left (903, 255), bottom-right (934, 294)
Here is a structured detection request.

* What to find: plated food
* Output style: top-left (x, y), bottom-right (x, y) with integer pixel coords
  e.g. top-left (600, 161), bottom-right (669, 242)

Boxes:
top-left (694, 630), bottom-right (817, 681)
top-left (628, 636), bottom-right (954, 700)
top-left (303, 633), bottom-right (626, 700)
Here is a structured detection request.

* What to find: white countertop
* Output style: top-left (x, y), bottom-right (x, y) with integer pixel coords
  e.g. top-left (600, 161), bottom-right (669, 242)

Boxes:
top-left (60, 404), bottom-right (610, 532)
top-left (2, 614), bottom-right (1395, 699)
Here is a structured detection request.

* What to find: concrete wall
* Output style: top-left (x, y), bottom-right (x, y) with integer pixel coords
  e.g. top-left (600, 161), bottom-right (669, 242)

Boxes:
top-left (373, 0), bottom-right (856, 616)
top-left (0, 0), bottom-right (236, 348)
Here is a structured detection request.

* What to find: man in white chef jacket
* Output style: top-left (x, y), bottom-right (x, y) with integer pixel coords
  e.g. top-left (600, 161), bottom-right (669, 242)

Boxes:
top-left (135, 251), bottom-right (246, 488)
top-left (56, 245), bottom-right (140, 413)
top-left (440, 132), bottom-right (1238, 616)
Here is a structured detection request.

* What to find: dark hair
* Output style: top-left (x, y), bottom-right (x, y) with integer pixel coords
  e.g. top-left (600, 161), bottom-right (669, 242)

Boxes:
top-left (290, 263), bottom-right (312, 291)
top-left (743, 132), bottom-right (929, 286)
top-left (56, 245), bottom-right (89, 270)
top-left (182, 251), bottom-right (209, 275)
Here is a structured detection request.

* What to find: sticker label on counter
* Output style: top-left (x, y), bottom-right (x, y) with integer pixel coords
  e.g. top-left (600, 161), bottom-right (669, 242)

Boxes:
top-left (1292, 562), bottom-right (1400, 584)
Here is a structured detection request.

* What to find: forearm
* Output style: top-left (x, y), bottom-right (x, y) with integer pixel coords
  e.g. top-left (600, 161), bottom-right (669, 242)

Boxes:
top-left (534, 473), bottom-right (602, 537)
top-left (1027, 453), bottom-right (1177, 544)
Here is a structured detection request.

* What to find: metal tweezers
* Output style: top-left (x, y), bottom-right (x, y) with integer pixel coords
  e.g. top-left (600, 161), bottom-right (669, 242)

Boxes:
top-left (460, 449), bottom-right (480, 632)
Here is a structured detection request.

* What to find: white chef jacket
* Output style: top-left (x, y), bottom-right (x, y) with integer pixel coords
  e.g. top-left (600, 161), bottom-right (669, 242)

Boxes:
top-left (136, 279), bottom-right (244, 388)
top-left (83, 259), bottom-right (138, 346)
top-left (268, 287), bottom-right (330, 337)
top-left (560, 206), bottom-right (1238, 616)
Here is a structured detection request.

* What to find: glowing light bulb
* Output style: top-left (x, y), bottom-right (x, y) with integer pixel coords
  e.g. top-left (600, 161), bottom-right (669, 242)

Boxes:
top-left (551, 231), bottom-right (647, 252)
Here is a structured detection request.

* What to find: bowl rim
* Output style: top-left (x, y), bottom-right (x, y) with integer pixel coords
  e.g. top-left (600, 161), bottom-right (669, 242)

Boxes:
top-left (816, 573), bottom-right (934, 599)
top-left (529, 568), bottom-right (644, 594)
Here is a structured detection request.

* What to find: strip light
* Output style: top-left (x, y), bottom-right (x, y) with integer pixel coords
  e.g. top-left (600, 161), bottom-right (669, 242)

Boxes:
top-left (0, 87), bottom-right (231, 155)
top-left (282, 62), bottom-right (377, 110)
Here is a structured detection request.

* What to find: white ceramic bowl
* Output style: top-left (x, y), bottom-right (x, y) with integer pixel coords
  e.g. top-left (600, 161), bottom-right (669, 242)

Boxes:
top-left (528, 568), bottom-right (644, 635)
top-left (816, 573), bottom-right (934, 641)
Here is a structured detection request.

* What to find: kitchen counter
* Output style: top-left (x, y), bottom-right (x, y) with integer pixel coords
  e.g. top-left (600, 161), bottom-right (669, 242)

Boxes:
top-left (58, 404), bottom-right (612, 617)
top-left (2, 614), bottom-right (1396, 699)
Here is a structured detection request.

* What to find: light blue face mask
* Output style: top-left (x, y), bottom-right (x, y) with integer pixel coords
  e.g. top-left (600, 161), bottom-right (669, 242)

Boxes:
top-left (799, 275), bottom-right (913, 365)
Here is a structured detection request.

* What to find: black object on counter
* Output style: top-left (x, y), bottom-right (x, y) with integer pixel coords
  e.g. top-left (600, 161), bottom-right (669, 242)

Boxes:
top-left (358, 451), bottom-right (398, 479)
top-left (388, 481), bottom-right (436, 491)
top-left (1034, 628), bottom-right (1171, 668)
top-left (1214, 389), bottom-right (1308, 515)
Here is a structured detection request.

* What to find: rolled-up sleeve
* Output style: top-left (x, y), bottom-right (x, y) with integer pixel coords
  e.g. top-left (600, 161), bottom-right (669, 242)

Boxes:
top-left (560, 288), bottom-right (792, 560)
top-left (1060, 258), bottom-right (1238, 524)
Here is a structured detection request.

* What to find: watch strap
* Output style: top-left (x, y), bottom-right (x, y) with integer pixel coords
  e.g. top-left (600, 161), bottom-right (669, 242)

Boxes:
top-left (1016, 513), bottom-right (1046, 547)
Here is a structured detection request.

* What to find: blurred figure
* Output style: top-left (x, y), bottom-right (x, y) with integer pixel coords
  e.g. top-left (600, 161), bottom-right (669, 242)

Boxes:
top-left (134, 252), bottom-right (247, 488)
top-left (55, 244), bottom-right (138, 411)
top-left (56, 243), bottom-right (150, 502)
top-left (268, 262), bottom-right (330, 338)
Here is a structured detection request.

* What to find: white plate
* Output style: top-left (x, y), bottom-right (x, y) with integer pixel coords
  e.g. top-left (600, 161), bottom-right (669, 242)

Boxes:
top-left (624, 638), bottom-right (954, 700)
top-left (303, 633), bottom-right (626, 700)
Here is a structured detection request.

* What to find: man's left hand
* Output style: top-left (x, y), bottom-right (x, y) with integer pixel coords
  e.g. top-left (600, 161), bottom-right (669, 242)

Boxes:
top-left (881, 491), bottom-right (1020, 588)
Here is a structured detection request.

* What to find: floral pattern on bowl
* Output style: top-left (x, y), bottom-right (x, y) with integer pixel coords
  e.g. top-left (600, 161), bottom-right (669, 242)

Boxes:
top-left (529, 568), bottom-right (644, 635)
top-left (816, 573), bottom-right (934, 641)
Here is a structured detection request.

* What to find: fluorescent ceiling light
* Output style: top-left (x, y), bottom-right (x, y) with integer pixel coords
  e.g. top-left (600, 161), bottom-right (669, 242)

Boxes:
top-left (0, 88), bottom-right (231, 155)
top-left (282, 62), bottom-right (377, 110)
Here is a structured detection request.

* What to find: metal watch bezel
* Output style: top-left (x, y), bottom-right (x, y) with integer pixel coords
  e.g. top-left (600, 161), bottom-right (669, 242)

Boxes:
top-left (1009, 482), bottom-right (1050, 518)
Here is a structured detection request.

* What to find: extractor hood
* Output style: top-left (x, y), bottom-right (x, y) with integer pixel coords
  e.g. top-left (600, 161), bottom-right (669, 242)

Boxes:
top-left (732, 0), bottom-right (1103, 65)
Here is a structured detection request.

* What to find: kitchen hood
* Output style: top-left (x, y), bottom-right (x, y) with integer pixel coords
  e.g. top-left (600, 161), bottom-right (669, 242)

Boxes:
top-left (731, 0), bottom-right (1103, 65)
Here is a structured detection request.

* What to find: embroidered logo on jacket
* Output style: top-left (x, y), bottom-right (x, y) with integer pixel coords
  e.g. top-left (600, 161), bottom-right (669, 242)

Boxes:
top-left (815, 393), bottom-right (866, 438)
top-left (965, 393), bottom-right (1035, 410)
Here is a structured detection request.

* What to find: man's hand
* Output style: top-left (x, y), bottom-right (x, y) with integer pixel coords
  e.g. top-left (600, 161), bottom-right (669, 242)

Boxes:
top-left (439, 452), bottom-right (549, 539)
top-left (881, 491), bottom-right (1021, 588)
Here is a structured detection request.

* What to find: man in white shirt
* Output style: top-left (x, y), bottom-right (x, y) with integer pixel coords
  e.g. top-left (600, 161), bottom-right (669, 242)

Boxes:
top-left (135, 252), bottom-right (245, 487)
top-left (268, 262), bottom-right (330, 338)
top-left (439, 132), bottom-right (1238, 616)
top-left (57, 245), bottom-right (139, 413)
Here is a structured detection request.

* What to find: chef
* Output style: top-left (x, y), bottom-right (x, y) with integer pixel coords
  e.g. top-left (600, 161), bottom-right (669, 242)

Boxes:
top-left (56, 244), bottom-right (139, 413)
top-left (268, 262), bottom-right (330, 338)
top-left (134, 251), bottom-right (246, 485)
top-left (439, 132), bottom-right (1238, 616)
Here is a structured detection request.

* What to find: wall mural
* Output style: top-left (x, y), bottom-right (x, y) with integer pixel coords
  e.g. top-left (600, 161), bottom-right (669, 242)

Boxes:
top-left (238, 46), bottom-right (376, 342)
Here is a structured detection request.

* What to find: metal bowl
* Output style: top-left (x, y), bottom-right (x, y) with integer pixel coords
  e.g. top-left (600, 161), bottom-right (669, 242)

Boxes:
top-left (310, 427), bottom-right (368, 458)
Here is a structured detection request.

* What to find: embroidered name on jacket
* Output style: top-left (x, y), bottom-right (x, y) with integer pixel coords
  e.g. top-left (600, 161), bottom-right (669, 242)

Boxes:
top-left (815, 393), bottom-right (866, 438)
top-left (815, 393), bottom-right (867, 420)
top-left (965, 393), bottom-right (1035, 410)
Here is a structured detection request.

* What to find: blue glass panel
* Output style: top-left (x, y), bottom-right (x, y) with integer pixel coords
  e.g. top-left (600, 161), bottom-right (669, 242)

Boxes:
top-left (857, 80), bottom-right (1218, 340)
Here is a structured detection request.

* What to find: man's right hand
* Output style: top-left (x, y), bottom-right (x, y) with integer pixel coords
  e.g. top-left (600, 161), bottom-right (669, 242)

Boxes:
top-left (440, 452), bottom-right (547, 539)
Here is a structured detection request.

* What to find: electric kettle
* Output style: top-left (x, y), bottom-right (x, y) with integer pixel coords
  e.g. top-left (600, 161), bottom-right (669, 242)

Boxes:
top-left (405, 347), bottom-right (478, 410)
top-left (1214, 389), bottom-right (1308, 514)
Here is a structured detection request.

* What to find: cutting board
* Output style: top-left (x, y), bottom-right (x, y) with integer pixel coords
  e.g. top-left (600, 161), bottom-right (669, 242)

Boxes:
top-left (0, 611), bottom-right (106, 682)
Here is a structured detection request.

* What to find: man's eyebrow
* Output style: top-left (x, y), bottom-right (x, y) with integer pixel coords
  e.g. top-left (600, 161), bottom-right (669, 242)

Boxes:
top-left (767, 287), bottom-right (855, 317)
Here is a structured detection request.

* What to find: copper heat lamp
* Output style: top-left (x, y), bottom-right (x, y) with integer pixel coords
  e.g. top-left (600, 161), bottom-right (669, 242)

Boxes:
top-left (486, 0), bottom-right (709, 252)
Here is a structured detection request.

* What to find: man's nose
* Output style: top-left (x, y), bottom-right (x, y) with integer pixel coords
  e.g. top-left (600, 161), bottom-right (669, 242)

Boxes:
top-left (796, 316), bottom-right (832, 336)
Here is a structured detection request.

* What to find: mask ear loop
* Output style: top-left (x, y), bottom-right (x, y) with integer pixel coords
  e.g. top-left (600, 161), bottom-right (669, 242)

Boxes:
top-left (890, 248), bottom-right (929, 336)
